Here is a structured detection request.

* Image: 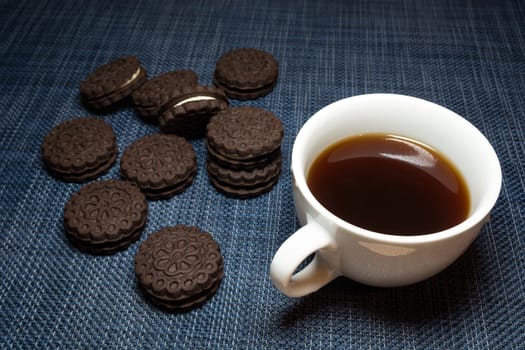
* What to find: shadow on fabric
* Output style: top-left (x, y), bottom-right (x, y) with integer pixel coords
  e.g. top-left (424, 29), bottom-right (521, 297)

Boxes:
top-left (276, 242), bottom-right (486, 326)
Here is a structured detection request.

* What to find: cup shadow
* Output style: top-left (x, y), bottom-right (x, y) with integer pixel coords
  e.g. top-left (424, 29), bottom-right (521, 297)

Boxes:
top-left (278, 242), bottom-right (485, 326)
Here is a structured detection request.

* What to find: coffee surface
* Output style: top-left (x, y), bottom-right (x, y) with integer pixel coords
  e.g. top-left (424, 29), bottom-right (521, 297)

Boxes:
top-left (307, 133), bottom-right (470, 235)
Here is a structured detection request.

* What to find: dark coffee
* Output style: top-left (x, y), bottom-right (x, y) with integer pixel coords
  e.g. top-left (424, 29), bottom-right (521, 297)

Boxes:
top-left (307, 133), bottom-right (470, 235)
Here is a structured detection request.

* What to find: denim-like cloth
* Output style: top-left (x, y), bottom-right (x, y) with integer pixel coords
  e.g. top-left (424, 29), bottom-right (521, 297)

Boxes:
top-left (1, 0), bottom-right (523, 348)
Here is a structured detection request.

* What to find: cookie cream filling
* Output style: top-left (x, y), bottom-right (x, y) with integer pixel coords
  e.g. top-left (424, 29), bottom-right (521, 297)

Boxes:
top-left (159, 90), bottom-right (227, 116)
top-left (120, 67), bottom-right (142, 89)
top-left (89, 66), bottom-right (143, 102)
top-left (173, 95), bottom-right (217, 108)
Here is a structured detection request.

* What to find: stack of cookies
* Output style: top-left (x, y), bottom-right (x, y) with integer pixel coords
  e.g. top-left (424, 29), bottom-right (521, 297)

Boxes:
top-left (206, 106), bottom-right (284, 198)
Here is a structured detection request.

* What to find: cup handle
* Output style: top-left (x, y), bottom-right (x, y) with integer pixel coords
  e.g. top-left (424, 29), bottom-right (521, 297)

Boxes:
top-left (270, 222), bottom-right (340, 297)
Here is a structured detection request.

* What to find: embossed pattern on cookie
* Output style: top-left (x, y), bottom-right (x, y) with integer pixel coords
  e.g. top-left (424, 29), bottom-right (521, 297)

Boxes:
top-left (206, 106), bottom-right (283, 160)
top-left (120, 133), bottom-right (197, 199)
top-left (213, 48), bottom-right (278, 100)
top-left (135, 225), bottom-right (224, 311)
top-left (64, 179), bottom-right (148, 254)
top-left (41, 117), bottom-right (117, 182)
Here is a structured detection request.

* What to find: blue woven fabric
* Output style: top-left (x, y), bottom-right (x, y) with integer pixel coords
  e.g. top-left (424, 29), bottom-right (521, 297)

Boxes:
top-left (1, 0), bottom-right (524, 348)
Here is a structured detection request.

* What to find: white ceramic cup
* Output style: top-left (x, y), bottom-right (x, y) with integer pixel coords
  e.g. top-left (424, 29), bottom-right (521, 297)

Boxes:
top-left (270, 93), bottom-right (502, 297)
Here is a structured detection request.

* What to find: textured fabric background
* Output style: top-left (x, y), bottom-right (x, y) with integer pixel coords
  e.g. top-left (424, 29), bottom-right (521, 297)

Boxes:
top-left (0, 0), bottom-right (523, 348)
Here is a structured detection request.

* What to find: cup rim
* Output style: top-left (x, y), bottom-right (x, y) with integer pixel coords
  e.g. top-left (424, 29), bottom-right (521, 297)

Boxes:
top-left (292, 93), bottom-right (502, 244)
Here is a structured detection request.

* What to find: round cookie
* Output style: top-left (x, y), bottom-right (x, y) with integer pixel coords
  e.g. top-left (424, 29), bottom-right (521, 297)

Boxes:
top-left (206, 106), bottom-right (283, 161)
top-left (120, 133), bottom-right (197, 199)
top-left (135, 225), bottom-right (224, 312)
top-left (41, 117), bottom-right (118, 182)
top-left (206, 107), bottom-right (284, 198)
top-left (213, 48), bottom-right (278, 100)
top-left (64, 179), bottom-right (148, 254)
top-left (131, 70), bottom-right (198, 120)
top-left (80, 56), bottom-right (147, 109)
top-left (159, 85), bottom-right (229, 138)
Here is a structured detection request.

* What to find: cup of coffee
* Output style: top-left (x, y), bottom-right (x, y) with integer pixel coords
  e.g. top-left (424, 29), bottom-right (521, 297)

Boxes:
top-left (270, 94), bottom-right (501, 297)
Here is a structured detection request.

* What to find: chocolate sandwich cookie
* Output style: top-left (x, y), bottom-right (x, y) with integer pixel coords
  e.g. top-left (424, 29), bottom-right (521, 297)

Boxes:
top-left (208, 173), bottom-right (281, 199)
top-left (159, 85), bottom-right (229, 138)
top-left (206, 106), bottom-right (284, 198)
top-left (213, 48), bottom-right (278, 100)
top-left (206, 141), bottom-right (282, 170)
top-left (131, 70), bottom-right (198, 121)
top-left (64, 179), bottom-right (148, 254)
top-left (207, 154), bottom-right (282, 187)
top-left (41, 117), bottom-right (118, 182)
top-left (80, 56), bottom-right (147, 110)
top-left (206, 106), bottom-right (283, 162)
top-left (135, 225), bottom-right (224, 312)
top-left (207, 154), bottom-right (282, 198)
top-left (120, 133), bottom-right (197, 199)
